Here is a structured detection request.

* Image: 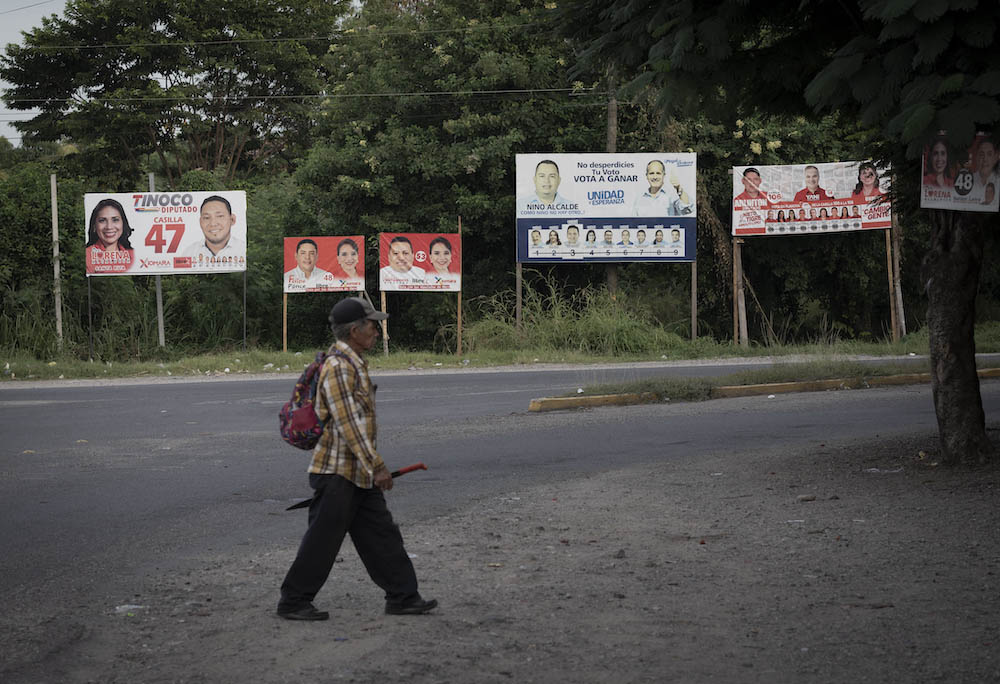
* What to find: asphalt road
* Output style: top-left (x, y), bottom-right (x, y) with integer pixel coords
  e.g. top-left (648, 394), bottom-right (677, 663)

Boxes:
top-left (1, 361), bottom-right (997, 609)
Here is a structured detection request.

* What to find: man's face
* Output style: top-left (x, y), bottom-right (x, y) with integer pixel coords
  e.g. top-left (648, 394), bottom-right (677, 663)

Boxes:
top-left (603, 230), bottom-right (613, 243)
top-left (636, 230), bottom-right (646, 243)
top-left (296, 243), bottom-right (318, 273)
top-left (533, 163), bottom-right (560, 201)
top-left (531, 230), bottom-right (541, 245)
top-left (350, 319), bottom-right (379, 353)
top-left (671, 229), bottom-right (681, 241)
top-left (200, 200), bottom-right (235, 248)
top-left (389, 241), bottom-right (414, 272)
top-left (567, 226), bottom-right (579, 242)
top-left (977, 142), bottom-right (997, 177)
top-left (621, 230), bottom-right (630, 242)
top-left (646, 162), bottom-right (665, 193)
top-left (742, 171), bottom-right (762, 196)
top-left (804, 167), bottom-right (820, 191)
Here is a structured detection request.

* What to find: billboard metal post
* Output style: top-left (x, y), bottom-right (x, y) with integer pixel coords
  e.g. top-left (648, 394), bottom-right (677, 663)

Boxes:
top-left (457, 216), bottom-right (463, 356)
top-left (885, 228), bottom-right (899, 343)
top-left (891, 211), bottom-right (906, 338)
top-left (515, 263), bottom-right (522, 333)
top-left (148, 173), bottom-right (165, 348)
top-left (381, 290), bottom-right (389, 357)
top-left (87, 277), bottom-right (93, 361)
top-left (733, 237), bottom-right (748, 347)
top-left (732, 237), bottom-right (739, 344)
top-left (50, 174), bottom-right (63, 353)
top-left (690, 261), bottom-right (697, 341)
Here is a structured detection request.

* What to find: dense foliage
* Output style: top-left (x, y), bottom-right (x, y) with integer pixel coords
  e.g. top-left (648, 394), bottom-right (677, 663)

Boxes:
top-left (1, 0), bottom-right (346, 186)
top-left (554, 0), bottom-right (1000, 463)
top-left (1, 0), bottom-right (998, 360)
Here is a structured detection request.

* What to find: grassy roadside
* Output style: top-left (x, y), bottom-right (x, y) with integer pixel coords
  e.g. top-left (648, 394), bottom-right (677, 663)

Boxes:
top-left (567, 360), bottom-right (929, 403)
top-left (567, 358), bottom-right (1000, 404)
top-left (2, 324), bottom-right (1000, 383)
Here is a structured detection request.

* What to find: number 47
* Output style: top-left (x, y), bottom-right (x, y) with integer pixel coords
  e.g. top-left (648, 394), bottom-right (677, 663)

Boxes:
top-left (145, 222), bottom-right (185, 253)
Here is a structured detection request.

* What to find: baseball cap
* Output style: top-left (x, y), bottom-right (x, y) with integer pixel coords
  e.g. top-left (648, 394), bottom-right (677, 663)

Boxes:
top-left (329, 297), bottom-right (389, 327)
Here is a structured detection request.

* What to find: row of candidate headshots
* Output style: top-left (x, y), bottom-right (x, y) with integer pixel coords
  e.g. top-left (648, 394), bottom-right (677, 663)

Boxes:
top-left (284, 233), bottom-right (461, 293)
top-left (516, 153), bottom-right (696, 218)
top-left (766, 206), bottom-right (862, 221)
top-left (85, 194), bottom-right (244, 275)
top-left (529, 225), bottom-right (685, 249)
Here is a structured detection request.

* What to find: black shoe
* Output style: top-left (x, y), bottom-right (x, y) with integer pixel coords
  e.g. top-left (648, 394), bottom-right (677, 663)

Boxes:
top-left (385, 598), bottom-right (438, 615)
top-left (277, 604), bottom-right (330, 621)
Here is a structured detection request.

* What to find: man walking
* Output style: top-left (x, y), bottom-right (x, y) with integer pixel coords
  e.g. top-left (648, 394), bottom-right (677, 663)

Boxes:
top-left (277, 297), bottom-right (437, 620)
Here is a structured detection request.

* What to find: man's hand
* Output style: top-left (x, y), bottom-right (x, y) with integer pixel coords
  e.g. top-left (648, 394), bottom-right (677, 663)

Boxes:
top-left (374, 466), bottom-right (393, 491)
top-left (669, 170), bottom-right (691, 203)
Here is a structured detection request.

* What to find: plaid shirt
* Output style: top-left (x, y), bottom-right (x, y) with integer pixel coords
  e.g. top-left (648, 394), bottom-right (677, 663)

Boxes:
top-left (308, 341), bottom-right (385, 488)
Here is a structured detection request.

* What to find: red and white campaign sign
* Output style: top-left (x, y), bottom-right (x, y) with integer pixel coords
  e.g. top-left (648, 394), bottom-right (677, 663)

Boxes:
top-left (378, 233), bottom-right (461, 292)
top-left (283, 236), bottom-right (365, 293)
top-left (731, 162), bottom-right (890, 237)
top-left (84, 191), bottom-right (247, 275)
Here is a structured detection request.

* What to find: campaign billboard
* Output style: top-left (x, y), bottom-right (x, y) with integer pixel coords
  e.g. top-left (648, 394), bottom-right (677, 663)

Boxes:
top-left (731, 162), bottom-right (891, 237)
top-left (283, 236), bottom-right (365, 293)
top-left (515, 153), bottom-right (697, 263)
top-left (84, 191), bottom-right (247, 275)
top-left (921, 133), bottom-right (999, 212)
top-left (379, 233), bottom-right (461, 292)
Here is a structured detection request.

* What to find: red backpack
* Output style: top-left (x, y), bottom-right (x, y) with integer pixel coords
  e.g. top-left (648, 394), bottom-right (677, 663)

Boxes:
top-left (278, 351), bottom-right (329, 450)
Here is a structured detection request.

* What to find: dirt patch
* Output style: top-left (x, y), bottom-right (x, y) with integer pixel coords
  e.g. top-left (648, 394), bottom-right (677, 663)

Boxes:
top-left (3, 432), bottom-right (999, 683)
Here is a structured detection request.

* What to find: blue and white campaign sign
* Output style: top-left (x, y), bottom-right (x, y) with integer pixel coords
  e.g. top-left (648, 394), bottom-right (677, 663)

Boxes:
top-left (515, 153), bottom-right (697, 263)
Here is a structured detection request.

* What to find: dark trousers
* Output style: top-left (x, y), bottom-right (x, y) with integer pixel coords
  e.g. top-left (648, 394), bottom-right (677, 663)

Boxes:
top-left (279, 473), bottom-right (419, 611)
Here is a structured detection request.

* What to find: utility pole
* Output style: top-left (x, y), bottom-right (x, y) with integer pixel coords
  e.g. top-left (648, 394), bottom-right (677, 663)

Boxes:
top-left (606, 70), bottom-right (619, 294)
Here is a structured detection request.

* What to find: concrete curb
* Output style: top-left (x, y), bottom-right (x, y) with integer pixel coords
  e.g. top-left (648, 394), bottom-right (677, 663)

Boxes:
top-left (528, 392), bottom-right (659, 412)
top-left (528, 367), bottom-right (1000, 412)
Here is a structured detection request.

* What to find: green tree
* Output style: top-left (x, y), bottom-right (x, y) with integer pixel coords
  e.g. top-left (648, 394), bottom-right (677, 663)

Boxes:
top-left (1, 0), bottom-right (348, 187)
top-left (0, 159), bottom-right (90, 357)
top-left (659, 111), bottom-right (894, 342)
top-left (293, 0), bottom-right (616, 346)
top-left (558, 0), bottom-right (1000, 464)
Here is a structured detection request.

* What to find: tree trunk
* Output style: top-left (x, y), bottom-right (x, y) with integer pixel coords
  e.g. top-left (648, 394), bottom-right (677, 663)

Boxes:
top-left (921, 209), bottom-right (995, 465)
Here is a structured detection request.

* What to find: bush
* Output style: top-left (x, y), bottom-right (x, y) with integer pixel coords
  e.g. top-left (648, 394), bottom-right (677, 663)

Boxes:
top-left (464, 274), bottom-right (688, 356)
